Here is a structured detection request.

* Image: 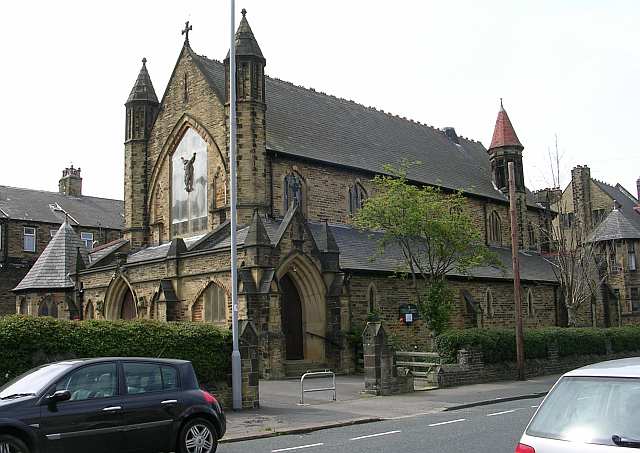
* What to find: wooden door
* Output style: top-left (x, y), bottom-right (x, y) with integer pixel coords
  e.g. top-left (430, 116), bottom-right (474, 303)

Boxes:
top-left (121, 290), bottom-right (137, 320)
top-left (280, 274), bottom-right (304, 360)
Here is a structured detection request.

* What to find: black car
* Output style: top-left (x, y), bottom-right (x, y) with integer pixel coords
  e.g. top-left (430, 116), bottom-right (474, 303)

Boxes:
top-left (0, 357), bottom-right (226, 453)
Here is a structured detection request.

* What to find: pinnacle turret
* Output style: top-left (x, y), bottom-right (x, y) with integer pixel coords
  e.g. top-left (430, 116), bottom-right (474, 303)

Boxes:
top-left (126, 58), bottom-right (159, 104)
top-left (225, 9), bottom-right (265, 62)
top-left (488, 99), bottom-right (522, 151)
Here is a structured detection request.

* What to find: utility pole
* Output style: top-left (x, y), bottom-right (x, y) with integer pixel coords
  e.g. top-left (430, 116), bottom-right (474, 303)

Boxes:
top-left (229, 0), bottom-right (242, 410)
top-left (508, 162), bottom-right (525, 381)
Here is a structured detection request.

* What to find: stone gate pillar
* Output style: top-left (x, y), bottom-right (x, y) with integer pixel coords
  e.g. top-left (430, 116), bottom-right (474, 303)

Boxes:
top-left (239, 320), bottom-right (260, 408)
top-left (362, 322), bottom-right (413, 395)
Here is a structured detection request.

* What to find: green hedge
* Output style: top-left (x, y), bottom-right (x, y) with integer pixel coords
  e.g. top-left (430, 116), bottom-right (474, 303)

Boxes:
top-left (0, 316), bottom-right (232, 387)
top-left (435, 327), bottom-right (640, 364)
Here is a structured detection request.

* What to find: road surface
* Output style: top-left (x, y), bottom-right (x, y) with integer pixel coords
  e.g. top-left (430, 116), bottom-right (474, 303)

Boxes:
top-left (220, 396), bottom-right (542, 453)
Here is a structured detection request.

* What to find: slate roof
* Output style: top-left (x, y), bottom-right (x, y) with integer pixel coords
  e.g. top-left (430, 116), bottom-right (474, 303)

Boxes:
top-left (588, 209), bottom-right (640, 242)
top-left (0, 185), bottom-right (124, 230)
top-left (586, 180), bottom-right (640, 242)
top-left (88, 239), bottom-right (129, 267)
top-left (14, 222), bottom-right (89, 292)
top-left (105, 212), bottom-right (555, 283)
top-left (489, 103), bottom-right (523, 150)
top-left (188, 50), bottom-right (542, 208)
top-left (328, 223), bottom-right (557, 283)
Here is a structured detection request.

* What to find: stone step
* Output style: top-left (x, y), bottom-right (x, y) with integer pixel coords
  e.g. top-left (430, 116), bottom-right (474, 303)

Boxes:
top-left (283, 361), bottom-right (330, 378)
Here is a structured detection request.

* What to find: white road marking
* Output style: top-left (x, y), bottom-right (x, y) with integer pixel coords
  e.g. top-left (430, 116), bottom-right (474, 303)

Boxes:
top-left (350, 430), bottom-right (401, 441)
top-left (272, 443), bottom-right (324, 452)
top-left (388, 411), bottom-right (436, 420)
top-left (487, 409), bottom-right (518, 417)
top-left (531, 405), bottom-right (539, 408)
top-left (428, 418), bottom-right (466, 427)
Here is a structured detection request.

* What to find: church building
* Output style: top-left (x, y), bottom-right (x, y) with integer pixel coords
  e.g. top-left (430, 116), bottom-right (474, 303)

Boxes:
top-left (16, 11), bottom-right (559, 378)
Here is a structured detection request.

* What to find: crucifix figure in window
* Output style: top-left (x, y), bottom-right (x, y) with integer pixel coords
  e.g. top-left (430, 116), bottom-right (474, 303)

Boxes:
top-left (181, 152), bottom-right (196, 192)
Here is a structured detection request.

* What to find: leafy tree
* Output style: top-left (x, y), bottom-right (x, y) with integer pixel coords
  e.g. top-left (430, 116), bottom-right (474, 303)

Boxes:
top-left (354, 163), bottom-right (496, 334)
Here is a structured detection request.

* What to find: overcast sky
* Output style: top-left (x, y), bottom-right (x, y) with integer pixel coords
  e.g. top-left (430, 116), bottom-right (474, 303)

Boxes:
top-left (2, 0), bottom-right (639, 201)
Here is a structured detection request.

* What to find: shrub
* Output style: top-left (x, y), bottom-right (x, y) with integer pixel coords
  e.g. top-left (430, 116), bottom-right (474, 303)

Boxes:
top-left (0, 316), bottom-right (232, 388)
top-left (435, 326), bottom-right (640, 364)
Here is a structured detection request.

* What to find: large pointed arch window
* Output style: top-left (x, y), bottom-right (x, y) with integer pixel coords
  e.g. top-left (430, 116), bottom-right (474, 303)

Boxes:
top-left (38, 298), bottom-right (58, 318)
top-left (194, 283), bottom-right (227, 323)
top-left (171, 128), bottom-right (208, 237)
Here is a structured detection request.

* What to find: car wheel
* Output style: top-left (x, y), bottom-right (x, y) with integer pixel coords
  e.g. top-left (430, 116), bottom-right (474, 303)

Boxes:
top-left (0, 435), bottom-right (29, 453)
top-left (179, 418), bottom-right (218, 453)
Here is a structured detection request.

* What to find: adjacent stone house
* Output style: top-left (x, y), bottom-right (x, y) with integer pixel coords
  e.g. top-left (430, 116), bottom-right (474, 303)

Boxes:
top-left (16, 11), bottom-right (559, 377)
top-left (0, 168), bottom-right (123, 315)
top-left (552, 165), bottom-right (640, 326)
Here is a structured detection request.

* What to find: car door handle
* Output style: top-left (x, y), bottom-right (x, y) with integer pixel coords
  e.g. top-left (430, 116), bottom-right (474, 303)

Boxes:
top-left (102, 406), bottom-right (122, 412)
top-left (161, 399), bottom-right (178, 405)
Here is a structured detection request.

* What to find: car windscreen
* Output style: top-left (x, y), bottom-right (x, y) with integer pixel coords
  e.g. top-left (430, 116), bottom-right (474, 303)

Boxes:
top-left (0, 363), bottom-right (77, 399)
top-left (527, 376), bottom-right (640, 446)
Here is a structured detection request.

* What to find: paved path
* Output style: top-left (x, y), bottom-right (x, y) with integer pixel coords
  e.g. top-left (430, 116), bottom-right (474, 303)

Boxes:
top-left (222, 374), bottom-right (559, 442)
top-left (221, 396), bottom-right (543, 453)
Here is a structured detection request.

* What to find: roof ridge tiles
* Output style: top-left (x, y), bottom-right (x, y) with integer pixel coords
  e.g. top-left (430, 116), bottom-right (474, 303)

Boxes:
top-left (0, 185), bottom-right (122, 202)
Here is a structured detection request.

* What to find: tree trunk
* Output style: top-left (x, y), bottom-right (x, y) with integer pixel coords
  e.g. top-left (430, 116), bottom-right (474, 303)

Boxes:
top-left (566, 304), bottom-right (578, 327)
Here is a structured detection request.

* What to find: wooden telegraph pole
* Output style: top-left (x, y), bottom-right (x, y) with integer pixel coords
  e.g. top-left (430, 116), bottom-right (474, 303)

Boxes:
top-left (508, 162), bottom-right (525, 380)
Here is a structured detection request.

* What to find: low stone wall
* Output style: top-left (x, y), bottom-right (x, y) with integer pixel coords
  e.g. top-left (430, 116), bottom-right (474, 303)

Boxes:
top-left (437, 344), bottom-right (640, 388)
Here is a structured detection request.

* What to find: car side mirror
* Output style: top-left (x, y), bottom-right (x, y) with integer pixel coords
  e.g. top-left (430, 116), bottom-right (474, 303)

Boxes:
top-left (46, 390), bottom-right (71, 404)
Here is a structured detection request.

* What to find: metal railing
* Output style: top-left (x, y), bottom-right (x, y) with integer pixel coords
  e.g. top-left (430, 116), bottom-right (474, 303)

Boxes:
top-left (299, 370), bottom-right (336, 405)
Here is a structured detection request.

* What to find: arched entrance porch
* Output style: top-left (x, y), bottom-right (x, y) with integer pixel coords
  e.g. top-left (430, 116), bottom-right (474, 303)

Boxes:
top-left (104, 276), bottom-right (138, 320)
top-left (276, 253), bottom-right (327, 363)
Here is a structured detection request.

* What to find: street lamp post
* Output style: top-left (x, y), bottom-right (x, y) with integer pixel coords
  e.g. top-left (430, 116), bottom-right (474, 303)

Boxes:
top-left (229, 0), bottom-right (242, 410)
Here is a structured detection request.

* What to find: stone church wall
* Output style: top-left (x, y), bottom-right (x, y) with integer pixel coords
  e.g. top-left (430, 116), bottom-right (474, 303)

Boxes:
top-left (270, 155), bottom-right (375, 224)
top-left (349, 274), bottom-right (557, 351)
top-left (271, 155), bottom-right (544, 251)
top-left (79, 247), bottom-right (241, 323)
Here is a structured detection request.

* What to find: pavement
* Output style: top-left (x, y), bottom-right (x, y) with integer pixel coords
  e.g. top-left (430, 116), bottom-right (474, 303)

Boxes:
top-left (220, 396), bottom-right (545, 453)
top-left (221, 374), bottom-right (559, 443)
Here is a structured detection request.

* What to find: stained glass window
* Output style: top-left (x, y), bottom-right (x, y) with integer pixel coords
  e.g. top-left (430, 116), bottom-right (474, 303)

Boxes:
top-left (171, 129), bottom-right (208, 237)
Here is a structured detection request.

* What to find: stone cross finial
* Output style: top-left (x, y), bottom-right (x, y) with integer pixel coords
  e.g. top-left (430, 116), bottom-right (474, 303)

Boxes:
top-left (241, 8), bottom-right (247, 17)
top-left (142, 57), bottom-right (147, 66)
top-left (182, 21), bottom-right (193, 44)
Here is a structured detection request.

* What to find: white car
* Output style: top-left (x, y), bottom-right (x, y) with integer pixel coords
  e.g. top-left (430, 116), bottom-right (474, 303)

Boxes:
top-left (516, 357), bottom-right (640, 452)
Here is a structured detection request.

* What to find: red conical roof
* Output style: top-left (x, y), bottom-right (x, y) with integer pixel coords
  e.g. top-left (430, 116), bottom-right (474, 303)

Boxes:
top-left (489, 101), bottom-right (522, 151)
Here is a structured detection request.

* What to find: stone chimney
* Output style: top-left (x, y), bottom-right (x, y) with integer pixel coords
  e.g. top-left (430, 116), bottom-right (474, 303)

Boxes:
top-left (59, 166), bottom-right (82, 197)
top-left (533, 187), bottom-right (562, 209)
top-left (442, 127), bottom-right (460, 145)
top-left (571, 165), bottom-right (592, 232)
